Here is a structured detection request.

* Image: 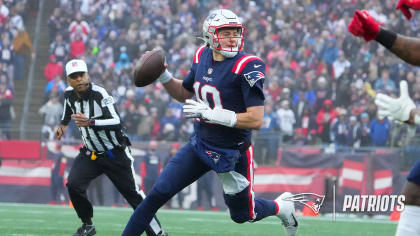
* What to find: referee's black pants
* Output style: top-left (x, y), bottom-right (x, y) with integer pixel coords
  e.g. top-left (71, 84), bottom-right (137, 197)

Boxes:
top-left (67, 146), bottom-right (164, 236)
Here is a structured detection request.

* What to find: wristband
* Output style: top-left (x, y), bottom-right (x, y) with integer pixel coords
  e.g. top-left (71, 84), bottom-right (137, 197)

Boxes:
top-left (158, 69), bottom-right (173, 84)
top-left (88, 119), bottom-right (95, 127)
top-left (375, 28), bottom-right (397, 49)
top-left (210, 108), bottom-right (237, 127)
top-left (414, 114), bottom-right (420, 125)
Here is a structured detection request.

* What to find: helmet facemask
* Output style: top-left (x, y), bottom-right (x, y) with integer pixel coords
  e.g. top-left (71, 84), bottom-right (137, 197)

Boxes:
top-left (202, 9), bottom-right (245, 58)
top-left (207, 25), bottom-right (245, 58)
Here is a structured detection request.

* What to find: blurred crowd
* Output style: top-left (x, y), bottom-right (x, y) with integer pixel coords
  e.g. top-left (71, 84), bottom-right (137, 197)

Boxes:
top-left (0, 0), bottom-right (34, 139)
top-left (36, 0), bottom-right (420, 162)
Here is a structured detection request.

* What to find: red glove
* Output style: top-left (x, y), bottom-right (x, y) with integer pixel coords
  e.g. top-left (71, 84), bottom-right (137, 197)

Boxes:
top-left (348, 10), bottom-right (380, 42)
top-left (396, 0), bottom-right (420, 20)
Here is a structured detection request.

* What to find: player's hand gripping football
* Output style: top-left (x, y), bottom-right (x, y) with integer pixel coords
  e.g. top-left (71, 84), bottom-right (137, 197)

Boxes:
top-left (348, 10), bottom-right (380, 42)
top-left (183, 99), bottom-right (237, 127)
top-left (396, 0), bottom-right (420, 20)
top-left (375, 80), bottom-right (416, 122)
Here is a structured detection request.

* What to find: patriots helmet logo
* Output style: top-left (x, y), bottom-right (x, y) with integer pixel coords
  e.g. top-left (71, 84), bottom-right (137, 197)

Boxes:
top-left (72, 61), bottom-right (78, 67)
top-left (282, 193), bottom-right (325, 214)
top-left (205, 150), bottom-right (221, 164)
top-left (244, 71), bottom-right (265, 87)
top-left (207, 13), bottom-right (217, 20)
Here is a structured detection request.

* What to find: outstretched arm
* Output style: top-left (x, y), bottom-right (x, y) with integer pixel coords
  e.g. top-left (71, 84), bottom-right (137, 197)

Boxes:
top-left (348, 8), bottom-right (420, 66)
top-left (390, 35), bottom-right (420, 66)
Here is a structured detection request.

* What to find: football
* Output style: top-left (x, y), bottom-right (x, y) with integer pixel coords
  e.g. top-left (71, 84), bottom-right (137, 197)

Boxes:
top-left (133, 49), bottom-right (165, 87)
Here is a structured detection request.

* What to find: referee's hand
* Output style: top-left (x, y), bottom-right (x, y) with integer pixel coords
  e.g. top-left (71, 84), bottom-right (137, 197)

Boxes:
top-left (55, 125), bottom-right (66, 140)
top-left (72, 112), bottom-right (90, 127)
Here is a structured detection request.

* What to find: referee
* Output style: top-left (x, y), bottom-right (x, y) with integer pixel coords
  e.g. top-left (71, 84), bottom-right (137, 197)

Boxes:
top-left (55, 59), bottom-right (167, 236)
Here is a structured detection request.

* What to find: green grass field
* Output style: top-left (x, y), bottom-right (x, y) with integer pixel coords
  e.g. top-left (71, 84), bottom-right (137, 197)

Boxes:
top-left (0, 203), bottom-right (397, 236)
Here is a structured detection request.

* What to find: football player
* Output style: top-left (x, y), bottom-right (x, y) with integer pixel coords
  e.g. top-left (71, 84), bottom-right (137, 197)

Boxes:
top-left (123, 9), bottom-right (298, 236)
top-left (348, 1), bottom-right (420, 235)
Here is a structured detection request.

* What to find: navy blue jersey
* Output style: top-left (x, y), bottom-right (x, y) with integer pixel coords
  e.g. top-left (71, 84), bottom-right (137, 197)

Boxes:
top-left (182, 46), bottom-right (266, 148)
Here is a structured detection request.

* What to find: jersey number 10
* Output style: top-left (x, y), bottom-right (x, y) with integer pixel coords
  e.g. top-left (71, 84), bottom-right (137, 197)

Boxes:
top-left (193, 82), bottom-right (223, 109)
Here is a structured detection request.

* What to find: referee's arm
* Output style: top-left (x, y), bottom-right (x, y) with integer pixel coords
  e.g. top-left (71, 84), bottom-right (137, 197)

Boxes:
top-left (91, 92), bottom-right (122, 130)
top-left (55, 97), bottom-right (73, 140)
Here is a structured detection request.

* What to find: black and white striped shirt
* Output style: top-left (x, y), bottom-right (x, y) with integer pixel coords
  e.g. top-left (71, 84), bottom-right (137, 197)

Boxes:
top-left (61, 83), bottom-right (127, 152)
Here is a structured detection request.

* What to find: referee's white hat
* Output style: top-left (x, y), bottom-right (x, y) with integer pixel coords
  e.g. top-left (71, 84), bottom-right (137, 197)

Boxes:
top-left (65, 59), bottom-right (88, 76)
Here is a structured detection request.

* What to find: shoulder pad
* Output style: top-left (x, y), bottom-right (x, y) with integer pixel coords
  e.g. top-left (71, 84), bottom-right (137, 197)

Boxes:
top-left (194, 45), bottom-right (207, 64)
top-left (232, 55), bottom-right (263, 74)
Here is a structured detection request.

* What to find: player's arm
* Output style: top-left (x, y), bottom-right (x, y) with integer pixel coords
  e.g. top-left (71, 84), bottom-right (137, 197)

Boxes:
top-left (159, 46), bottom-right (205, 102)
top-left (348, 9), bottom-right (420, 66)
top-left (235, 106), bottom-right (263, 130)
top-left (389, 35), bottom-right (420, 66)
top-left (161, 77), bottom-right (194, 103)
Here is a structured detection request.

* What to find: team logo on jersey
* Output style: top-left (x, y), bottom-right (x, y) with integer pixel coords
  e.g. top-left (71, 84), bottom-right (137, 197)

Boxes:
top-left (203, 76), bottom-right (212, 82)
top-left (208, 68), bottom-right (213, 75)
top-left (283, 193), bottom-right (325, 214)
top-left (244, 71), bottom-right (265, 87)
top-left (205, 150), bottom-right (221, 164)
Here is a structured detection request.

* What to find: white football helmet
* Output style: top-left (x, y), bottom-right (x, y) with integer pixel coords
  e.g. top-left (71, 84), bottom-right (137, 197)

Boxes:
top-left (202, 9), bottom-right (245, 58)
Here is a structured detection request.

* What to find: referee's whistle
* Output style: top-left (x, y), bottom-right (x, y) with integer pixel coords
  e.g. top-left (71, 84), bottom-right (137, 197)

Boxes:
top-left (91, 152), bottom-right (97, 160)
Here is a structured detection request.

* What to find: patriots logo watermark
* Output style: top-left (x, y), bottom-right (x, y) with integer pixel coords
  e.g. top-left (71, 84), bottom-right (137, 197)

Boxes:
top-left (205, 150), bottom-right (221, 164)
top-left (244, 71), bottom-right (265, 87)
top-left (283, 193), bottom-right (325, 214)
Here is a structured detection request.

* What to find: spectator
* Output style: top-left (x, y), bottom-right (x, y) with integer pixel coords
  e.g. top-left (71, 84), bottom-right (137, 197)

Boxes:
top-left (316, 99), bottom-right (338, 144)
top-left (137, 105), bottom-right (153, 140)
top-left (292, 80), bottom-right (316, 106)
top-left (196, 172), bottom-right (218, 211)
top-left (163, 143), bottom-right (185, 209)
top-left (0, 35), bottom-right (14, 80)
top-left (48, 145), bottom-right (68, 205)
top-left (331, 109), bottom-right (350, 151)
top-left (44, 54), bottom-right (63, 82)
top-left (123, 103), bottom-right (141, 141)
top-left (13, 26), bottom-right (34, 80)
top-left (291, 128), bottom-right (308, 146)
top-left (0, 81), bottom-right (12, 139)
top-left (360, 112), bottom-right (372, 147)
top-left (45, 75), bottom-right (66, 101)
top-left (140, 141), bottom-right (161, 194)
top-left (347, 115), bottom-right (362, 148)
top-left (39, 95), bottom-right (63, 140)
top-left (375, 69), bottom-right (396, 93)
top-left (254, 101), bottom-right (279, 165)
top-left (68, 12), bottom-right (90, 42)
top-left (49, 34), bottom-right (69, 63)
top-left (0, 1), bottom-right (9, 24)
top-left (47, 8), bottom-right (64, 42)
top-left (70, 33), bottom-right (85, 59)
top-left (370, 114), bottom-right (391, 147)
top-left (276, 99), bottom-right (295, 143)
top-left (332, 50), bottom-right (351, 80)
